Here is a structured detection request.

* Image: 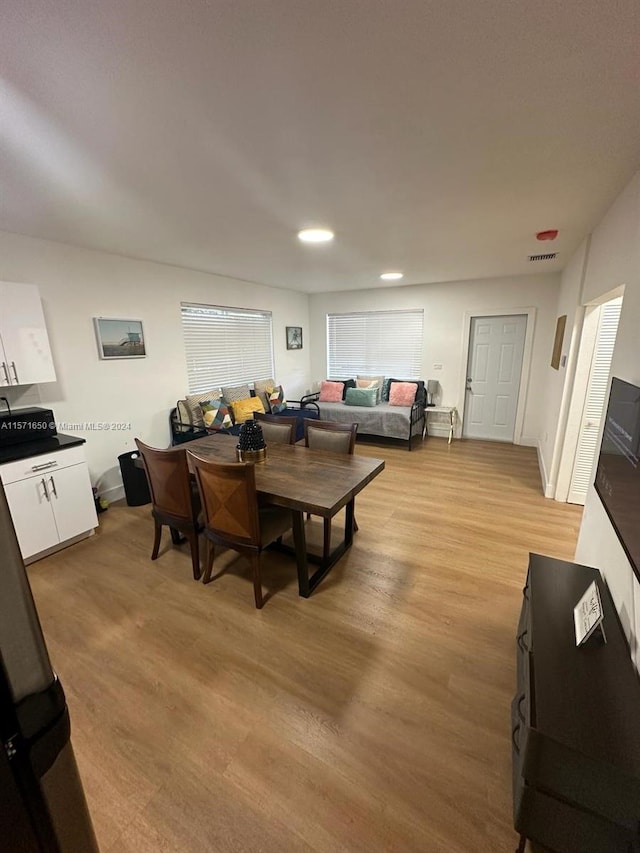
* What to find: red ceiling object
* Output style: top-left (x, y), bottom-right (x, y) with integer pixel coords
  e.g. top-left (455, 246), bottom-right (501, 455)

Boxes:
top-left (536, 229), bottom-right (558, 241)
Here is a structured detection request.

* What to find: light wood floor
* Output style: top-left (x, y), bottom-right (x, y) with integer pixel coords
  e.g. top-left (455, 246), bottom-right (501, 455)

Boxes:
top-left (27, 437), bottom-right (582, 853)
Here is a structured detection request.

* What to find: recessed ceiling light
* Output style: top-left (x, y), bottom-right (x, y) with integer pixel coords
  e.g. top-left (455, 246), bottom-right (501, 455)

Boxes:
top-left (380, 272), bottom-right (403, 280)
top-left (297, 228), bottom-right (334, 243)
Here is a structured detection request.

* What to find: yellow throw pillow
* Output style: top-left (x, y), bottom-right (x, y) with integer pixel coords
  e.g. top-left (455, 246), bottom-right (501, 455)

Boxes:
top-left (230, 396), bottom-right (265, 423)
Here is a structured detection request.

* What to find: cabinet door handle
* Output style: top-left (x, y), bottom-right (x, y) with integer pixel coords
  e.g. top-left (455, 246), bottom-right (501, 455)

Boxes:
top-left (517, 693), bottom-right (527, 721)
top-left (517, 629), bottom-right (529, 652)
top-left (511, 721), bottom-right (521, 754)
top-left (48, 476), bottom-right (58, 498)
top-left (1, 363), bottom-right (9, 384)
top-left (31, 460), bottom-right (58, 472)
top-left (40, 478), bottom-right (50, 502)
top-left (10, 362), bottom-right (19, 384)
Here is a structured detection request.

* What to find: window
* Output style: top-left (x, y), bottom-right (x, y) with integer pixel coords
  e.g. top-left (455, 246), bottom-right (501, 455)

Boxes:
top-left (327, 309), bottom-right (424, 378)
top-left (181, 303), bottom-right (274, 393)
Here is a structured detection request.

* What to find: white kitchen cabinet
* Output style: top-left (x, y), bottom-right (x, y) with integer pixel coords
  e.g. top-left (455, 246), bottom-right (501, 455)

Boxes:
top-left (3, 476), bottom-right (60, 557)
top-left (44, 463), bottom-right (98, 544)
top-left (0, 445), bottom-right (98, 562)
top-left (0, 281), bottom-right (56, 386)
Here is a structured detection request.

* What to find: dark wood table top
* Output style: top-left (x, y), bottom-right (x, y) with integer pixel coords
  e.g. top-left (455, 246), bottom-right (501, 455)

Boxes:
top-left (180, 434), bottom-right (385, 518)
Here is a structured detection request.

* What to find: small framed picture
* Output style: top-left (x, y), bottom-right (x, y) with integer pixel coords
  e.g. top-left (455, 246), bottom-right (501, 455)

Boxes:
top-left (94, 318), bottom-right (146, 359)
top-left (551, 315), bottom-right (567, 370)
top-left (286, 326), bottom-right (303, 350)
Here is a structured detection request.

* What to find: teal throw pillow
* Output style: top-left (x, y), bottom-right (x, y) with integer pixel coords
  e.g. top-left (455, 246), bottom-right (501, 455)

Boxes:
top-left (344, 387), bottom-right (377, 407)
top-left (200, 400), bottom-right (233, 431)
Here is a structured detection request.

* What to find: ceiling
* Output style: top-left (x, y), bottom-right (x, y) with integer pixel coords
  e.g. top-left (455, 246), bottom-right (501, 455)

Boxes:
top-left (2, 0), bottom-right (640, 294)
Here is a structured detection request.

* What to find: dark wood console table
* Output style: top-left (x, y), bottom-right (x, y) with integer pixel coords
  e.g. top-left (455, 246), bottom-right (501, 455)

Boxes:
top-left (513, 553), bottom-right (640, 853)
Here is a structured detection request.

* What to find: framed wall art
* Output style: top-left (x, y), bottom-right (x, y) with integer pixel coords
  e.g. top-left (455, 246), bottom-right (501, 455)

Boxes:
top-left (551, 315), bottom-right (566, 370)
top-left (286, 326), bottom-right (303, 350)
top-left (94, 318), bottom-right (146, 359)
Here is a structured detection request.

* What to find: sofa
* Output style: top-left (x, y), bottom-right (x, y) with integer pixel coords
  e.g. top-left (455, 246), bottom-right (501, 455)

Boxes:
top-left (307, 377), bottom-right (426, 450)
top-left (170, 378), bottom-right (319, 445)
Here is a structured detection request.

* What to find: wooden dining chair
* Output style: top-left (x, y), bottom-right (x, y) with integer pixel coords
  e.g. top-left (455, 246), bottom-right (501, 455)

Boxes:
top-left (303, 420), bottom-right (359, 558)
top-left (134, 439), bottom-right (203, 580)
top-left (253, 411), bottom-right (297, 445)
top-left (188, 452), bottom-right (295, 608)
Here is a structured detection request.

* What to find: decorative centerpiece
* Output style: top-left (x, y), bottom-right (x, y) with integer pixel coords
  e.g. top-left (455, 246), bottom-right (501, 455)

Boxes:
top-left (236, 419), bottom-right (267, 463)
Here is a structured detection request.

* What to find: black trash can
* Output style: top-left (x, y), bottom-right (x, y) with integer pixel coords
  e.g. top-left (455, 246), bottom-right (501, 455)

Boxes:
top-left (118, 450), bottom-right (151, 506)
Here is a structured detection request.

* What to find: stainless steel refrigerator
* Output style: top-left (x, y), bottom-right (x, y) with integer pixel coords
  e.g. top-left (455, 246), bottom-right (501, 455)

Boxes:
top-left (0, 480), bottom-right (99, 852)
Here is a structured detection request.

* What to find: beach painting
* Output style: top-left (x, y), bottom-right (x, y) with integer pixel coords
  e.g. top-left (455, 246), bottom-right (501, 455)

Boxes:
top-left (94, 318), bottom-right (146, 359)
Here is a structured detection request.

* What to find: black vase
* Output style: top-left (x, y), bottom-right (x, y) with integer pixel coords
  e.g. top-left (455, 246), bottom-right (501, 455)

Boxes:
top-left (236, 420), bottom-right (267, 462)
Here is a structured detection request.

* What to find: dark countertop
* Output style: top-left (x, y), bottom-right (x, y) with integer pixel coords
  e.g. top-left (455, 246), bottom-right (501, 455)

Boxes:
top-left (0, 433), bottom-right (87, 465)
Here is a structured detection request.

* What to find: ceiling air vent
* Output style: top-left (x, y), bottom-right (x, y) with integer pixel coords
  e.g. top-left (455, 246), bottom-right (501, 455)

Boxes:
top-left (528, 252), bottom-right (558, 262)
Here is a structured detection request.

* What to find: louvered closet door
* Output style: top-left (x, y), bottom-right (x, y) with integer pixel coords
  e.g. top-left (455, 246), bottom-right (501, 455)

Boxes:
top-left (568, 298), bottom-right (622, 504)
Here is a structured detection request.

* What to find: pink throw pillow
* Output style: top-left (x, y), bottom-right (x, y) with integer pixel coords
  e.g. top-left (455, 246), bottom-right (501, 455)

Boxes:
top-left (319, 380), bottom-right (345, 402)
top-left (389, 381), bottom-right (418, 407)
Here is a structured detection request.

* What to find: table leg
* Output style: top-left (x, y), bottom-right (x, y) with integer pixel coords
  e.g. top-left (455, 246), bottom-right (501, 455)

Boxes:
top-left (344, 499), bottom-right (354, 548)
top-left (277, 503), bottom-right (357, 598)
top-left (292, 510), bottom-right (310, 597)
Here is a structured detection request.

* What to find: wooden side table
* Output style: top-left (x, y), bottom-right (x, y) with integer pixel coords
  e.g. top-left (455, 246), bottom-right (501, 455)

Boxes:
top-left (425, 406), bottom-right (457, 443)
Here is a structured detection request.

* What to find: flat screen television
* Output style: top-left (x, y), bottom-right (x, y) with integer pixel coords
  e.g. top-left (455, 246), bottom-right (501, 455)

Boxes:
top-left (594, 376), bottom-right (640, 581)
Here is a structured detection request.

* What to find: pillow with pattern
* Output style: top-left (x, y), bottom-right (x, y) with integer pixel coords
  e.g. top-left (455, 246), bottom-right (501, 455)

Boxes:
top-left (221, 384), bottom-right (252, 405)
top-left (267, 385), bottom-right (287, 414)
top-left (230, 396), bottom-right (265, 424)
top-left (200, 400), bottom-right (233, 431)
top-left (185, 389), bottom-right (221, 426)
top-left (253, 378), bottom-right (277, 410)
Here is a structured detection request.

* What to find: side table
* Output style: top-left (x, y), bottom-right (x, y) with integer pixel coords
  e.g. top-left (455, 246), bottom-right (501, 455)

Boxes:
top-left (425, 406), bottom-right (457, 444)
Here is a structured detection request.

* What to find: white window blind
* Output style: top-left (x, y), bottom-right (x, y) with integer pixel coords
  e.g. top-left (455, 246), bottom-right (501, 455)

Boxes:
top-left (181, 303), bottom-right (274, 393)
top-left (327, 309), bottom-right (424, 378)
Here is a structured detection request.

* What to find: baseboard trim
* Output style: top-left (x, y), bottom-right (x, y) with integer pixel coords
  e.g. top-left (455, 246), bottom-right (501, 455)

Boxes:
top-left (518, 434), bottom-right (538, 448)
top-left (25, 530), bottom-right (95, 566)
top-left (101, 484), bottom-right (125, 503)
top-left (535, 439), bottom-right (555, 498)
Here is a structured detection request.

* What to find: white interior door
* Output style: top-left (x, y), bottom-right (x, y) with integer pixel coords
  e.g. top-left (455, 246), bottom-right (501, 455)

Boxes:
top-left (567, 298), bottom-right (622, 504)
top-left (463, 315), bottom-right (527, 441)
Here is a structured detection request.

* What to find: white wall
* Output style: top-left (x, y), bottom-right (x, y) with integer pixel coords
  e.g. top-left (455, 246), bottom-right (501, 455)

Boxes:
top-left (571, 171), bottom-right (640, 668)
top-left (538, 240), bottom-right (588, 495)
top-left (308, 272), bottom-right (560, 446)
top-left (0, 231), bottom-right (311, 499)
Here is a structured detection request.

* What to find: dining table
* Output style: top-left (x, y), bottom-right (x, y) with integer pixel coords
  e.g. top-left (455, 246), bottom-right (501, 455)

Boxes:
top-left (166, 433), bottom-right (385, 597)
